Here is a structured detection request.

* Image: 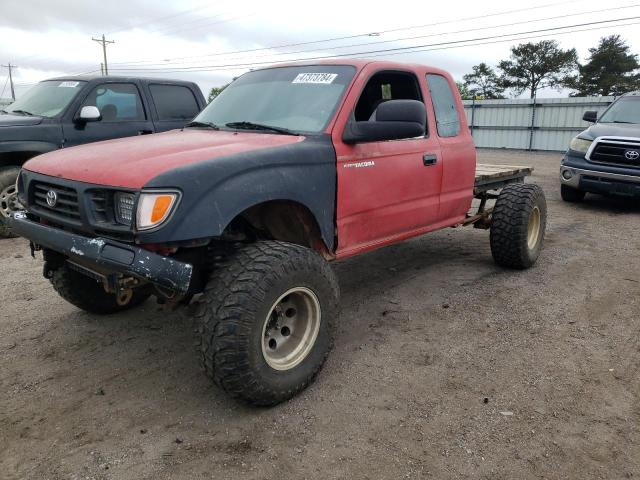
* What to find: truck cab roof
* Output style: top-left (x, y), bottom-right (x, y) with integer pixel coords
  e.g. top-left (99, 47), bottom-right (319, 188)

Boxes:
top-left (43, 75), bottom-right (200, 87)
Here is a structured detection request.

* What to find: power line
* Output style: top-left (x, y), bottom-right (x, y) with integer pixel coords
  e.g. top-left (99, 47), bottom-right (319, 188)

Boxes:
top-left (108, 15), bottom-right (640, 73)
top-left (110, 0), bottom-right (582, 66)
top-left (106, 19), bottom-right (640, 78)
top-left (112, 4), bottom-right (640, 68)
top-left (92, 34), bottom-right (115, 75)
top-left (106, 2), bottom-right (225, 35)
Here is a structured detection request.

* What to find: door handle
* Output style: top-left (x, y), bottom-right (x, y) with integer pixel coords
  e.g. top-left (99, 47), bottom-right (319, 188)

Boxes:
top-left (138, 129), bottom-right (153, 135)
top-left (423, 154), bottom-right (438, 166)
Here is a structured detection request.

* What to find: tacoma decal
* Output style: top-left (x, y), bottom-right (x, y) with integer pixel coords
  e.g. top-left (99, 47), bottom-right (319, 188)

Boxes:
top-left (343, 161), bottom-right (375, 169)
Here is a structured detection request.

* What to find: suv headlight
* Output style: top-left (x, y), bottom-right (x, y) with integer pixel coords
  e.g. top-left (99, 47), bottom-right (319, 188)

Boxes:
top-left (136, 191), bottom-right (179, 230)
top-left (569, 136), bottom-right (593, 154)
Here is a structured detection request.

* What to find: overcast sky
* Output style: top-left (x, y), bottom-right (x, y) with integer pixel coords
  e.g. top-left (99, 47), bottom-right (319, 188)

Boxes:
top-left (1, 0), bottom-right (639, 99)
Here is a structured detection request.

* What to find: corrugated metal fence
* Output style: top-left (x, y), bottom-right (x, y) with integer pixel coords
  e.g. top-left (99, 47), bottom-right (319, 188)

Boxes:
top-left (462, 96), bottom-right (615, 151)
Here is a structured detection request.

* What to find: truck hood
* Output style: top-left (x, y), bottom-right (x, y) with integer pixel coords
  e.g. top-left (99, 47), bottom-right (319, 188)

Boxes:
top-left (580, 122), bottom-right (640, 140)
top-left (0, 113), bottom-right (44, 127)
top-left (24, 129), bottom-right (306, 188)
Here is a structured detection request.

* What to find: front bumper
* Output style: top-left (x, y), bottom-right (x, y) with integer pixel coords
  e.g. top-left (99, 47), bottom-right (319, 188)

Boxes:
top-left (9, 213), bottom-right (193, 294)
top-left (560, 165), bottom-right (640, 197)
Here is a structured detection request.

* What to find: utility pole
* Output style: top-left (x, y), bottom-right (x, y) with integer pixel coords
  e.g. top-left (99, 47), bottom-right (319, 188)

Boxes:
top-left (1, 63), bottom-right (17, 100)
top-left (92, 34), bottom-right (114, 76)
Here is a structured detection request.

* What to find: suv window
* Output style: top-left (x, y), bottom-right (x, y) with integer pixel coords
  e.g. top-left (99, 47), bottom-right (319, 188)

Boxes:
top-left (150, 84), bottom-right (200, 121)
top-left (355, 71), bottom-right (424, 122)
top-left (81, 83), bottom-right (145, 121)
top-left (426, 74), bottom-right (460, 137)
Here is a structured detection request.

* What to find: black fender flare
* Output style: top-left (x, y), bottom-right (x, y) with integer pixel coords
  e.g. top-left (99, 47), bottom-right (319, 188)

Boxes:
top-left (137, 136), bottom-right (337, 251)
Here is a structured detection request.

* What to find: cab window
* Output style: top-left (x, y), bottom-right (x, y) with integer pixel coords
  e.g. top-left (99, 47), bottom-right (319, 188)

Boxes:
top-left (81, 83), bottom-right (146, 121)
top-left (354, 71), bottom-right (424, 124)
top-left (150, 84), bottom-right (200, 121)
top-left (426, 74), bottom-right (460, 137)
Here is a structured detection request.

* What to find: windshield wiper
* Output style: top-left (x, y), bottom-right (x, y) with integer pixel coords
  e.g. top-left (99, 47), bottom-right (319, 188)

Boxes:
top-left (611, 120), bottom-right (635, 124)
top-left (184, 120), bottom-right (220, 130)
top-left (10, 109), bottom-right (34, 116)
top-left (225, 121), bottom-right (299, 136)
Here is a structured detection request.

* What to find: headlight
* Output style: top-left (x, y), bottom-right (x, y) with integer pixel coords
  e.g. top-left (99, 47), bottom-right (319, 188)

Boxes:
top-left (569, 136), bottom-right (593, 154)
top-left (114, 192), bottom-right (136, 225)
top-left (136, 191), bottom-right (179, 230)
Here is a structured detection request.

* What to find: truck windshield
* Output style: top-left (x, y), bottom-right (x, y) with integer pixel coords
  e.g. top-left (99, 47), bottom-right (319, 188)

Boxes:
top-left (193, 65), bottom-right (356, 134)
top-left (5, 80), bottom-right (86, 118)
top-left (599, 97), bottom-right (640, 124)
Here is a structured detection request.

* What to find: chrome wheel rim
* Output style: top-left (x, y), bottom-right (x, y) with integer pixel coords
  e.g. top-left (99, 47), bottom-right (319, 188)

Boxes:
top-left (0, 183), bottom-right (22, 219)
top-left (261, 287), bottom-right (321, 371)
top-left (527, 206), bottom-right (541, 250)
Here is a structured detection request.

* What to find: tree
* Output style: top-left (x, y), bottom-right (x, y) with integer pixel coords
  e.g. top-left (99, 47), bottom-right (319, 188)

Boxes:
top-left (463, 63), bottom-right (505, 99)
top-left (208, 84), bottom-right (229, 103)
top-left (498, 40), bottom-right (578, 98)
top-left (570, 35), bottom-right (640, 96)
top-left (455, 81), bottom-right (473, 100)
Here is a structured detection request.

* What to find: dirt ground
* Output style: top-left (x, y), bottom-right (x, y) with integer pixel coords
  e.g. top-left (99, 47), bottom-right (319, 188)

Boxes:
top-left (1, 149), bottom-right (639, 480)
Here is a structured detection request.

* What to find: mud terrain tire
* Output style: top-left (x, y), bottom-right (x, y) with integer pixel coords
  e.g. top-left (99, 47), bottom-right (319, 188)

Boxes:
top-left (490, 183), bottom-right (547, 269)
top-left (195, 241), bottom-right (339, 406)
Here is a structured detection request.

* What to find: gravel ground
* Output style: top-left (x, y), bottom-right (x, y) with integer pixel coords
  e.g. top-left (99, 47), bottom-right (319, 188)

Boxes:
top-left (1, 149), bottom-right (639, 480)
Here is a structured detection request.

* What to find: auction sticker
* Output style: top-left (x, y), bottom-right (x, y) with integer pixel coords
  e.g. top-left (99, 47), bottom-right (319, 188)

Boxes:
top-left (58, 81), bottom-right (80, 88)
top-left (292, 73), bottom-right (338, 84)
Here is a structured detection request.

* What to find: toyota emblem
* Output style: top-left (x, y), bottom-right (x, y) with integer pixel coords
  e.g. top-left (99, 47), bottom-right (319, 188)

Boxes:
top-left (624, 149), bottom-right (640, 161)
top-left (46, 190), bottom-right (58, 207)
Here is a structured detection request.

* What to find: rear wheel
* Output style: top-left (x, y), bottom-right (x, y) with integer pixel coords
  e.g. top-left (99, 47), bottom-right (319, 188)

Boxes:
top-left (490, 183), bottom-right (547, 269)
top-left (195, 241), bottom-right (339, 406)
top-left (560, 184), bottom-right (586, 203)
top-left (0, 166), bottom-right (22, 238)
top-left (51, 265), bottom-right (151, 315)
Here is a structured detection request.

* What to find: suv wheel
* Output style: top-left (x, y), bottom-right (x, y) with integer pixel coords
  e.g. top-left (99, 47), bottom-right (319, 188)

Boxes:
top-left (0, 166), bottom-right (22, 238)
top-left (560, 184), bottom-right (586, 203)
top-left (195, 241), bottom-right (340, 406)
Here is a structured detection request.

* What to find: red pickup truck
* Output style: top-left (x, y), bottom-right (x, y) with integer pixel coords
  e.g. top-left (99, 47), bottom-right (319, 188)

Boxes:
top-left (10, 60), bottom-right (547, 405)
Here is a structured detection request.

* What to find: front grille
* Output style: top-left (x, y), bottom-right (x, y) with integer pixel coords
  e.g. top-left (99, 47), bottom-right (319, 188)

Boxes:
top-left (89, 190), bottom-right (109, 223)
top-left (589, 138), bottom-right (640, 168)
top-left (33, 182), bottom-right (80, 221)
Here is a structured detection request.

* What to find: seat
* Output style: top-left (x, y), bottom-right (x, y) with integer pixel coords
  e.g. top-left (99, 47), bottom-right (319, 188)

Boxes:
top-left (101, 104), bottom-right (118, 121)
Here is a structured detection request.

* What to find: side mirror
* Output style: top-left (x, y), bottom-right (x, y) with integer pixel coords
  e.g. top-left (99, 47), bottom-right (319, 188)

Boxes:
top-left (77, 105), bottom-right (101, 123)
top-left (583, 110), bottom-right (598, 123)
top-left (343, 99), bottom-right (426, 144)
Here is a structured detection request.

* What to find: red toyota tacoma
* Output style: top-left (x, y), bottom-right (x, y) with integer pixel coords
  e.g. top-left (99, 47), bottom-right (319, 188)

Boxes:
top-left (10, 60), bottom-right (547, 405)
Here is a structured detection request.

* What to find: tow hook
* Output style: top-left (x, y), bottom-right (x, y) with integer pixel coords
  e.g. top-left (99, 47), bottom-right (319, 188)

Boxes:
top-left (116, 288), bottom-right (134, 306)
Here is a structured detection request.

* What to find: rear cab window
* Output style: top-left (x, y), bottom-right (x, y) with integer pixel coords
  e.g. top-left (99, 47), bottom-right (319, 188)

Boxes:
top-left (149, 84), bottom-right (200, 121)
top-left (426, 74), bottom-right (461, 137)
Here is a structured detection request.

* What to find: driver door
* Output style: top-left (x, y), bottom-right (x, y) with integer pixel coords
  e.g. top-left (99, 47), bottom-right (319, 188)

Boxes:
top-left (62, 82), bottom-right (155, 148)
top-left (333, 69), bottom-right (443, 258)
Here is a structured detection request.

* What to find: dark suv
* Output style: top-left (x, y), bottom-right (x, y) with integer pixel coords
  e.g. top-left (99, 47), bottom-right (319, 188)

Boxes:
top-left (0, 76), bottom-right (206, 236)
top-left (560, 91), bottom-right (640, 202)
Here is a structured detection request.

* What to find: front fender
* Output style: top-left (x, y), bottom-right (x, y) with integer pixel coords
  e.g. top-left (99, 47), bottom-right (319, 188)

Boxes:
top-left (0, 141), bottom-right (60, 166)
top-left (137, 136), bottom-right (337, 250)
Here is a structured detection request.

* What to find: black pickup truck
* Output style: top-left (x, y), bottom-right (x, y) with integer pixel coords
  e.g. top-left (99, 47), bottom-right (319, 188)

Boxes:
top-left (560, 91), bottom-right (640, 201)
top-left (0, 76), bottom-right (206, 237)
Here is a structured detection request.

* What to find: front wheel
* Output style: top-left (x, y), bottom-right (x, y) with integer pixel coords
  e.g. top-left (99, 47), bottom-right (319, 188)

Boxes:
top-left (0, 166), bottom-right (22, 238)
top-left (490, 183), bottom-right (547, 269)
top-left (560, 184), bottom-right (586, 203)
top-left (195, 241), bottom-right (340, 406)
